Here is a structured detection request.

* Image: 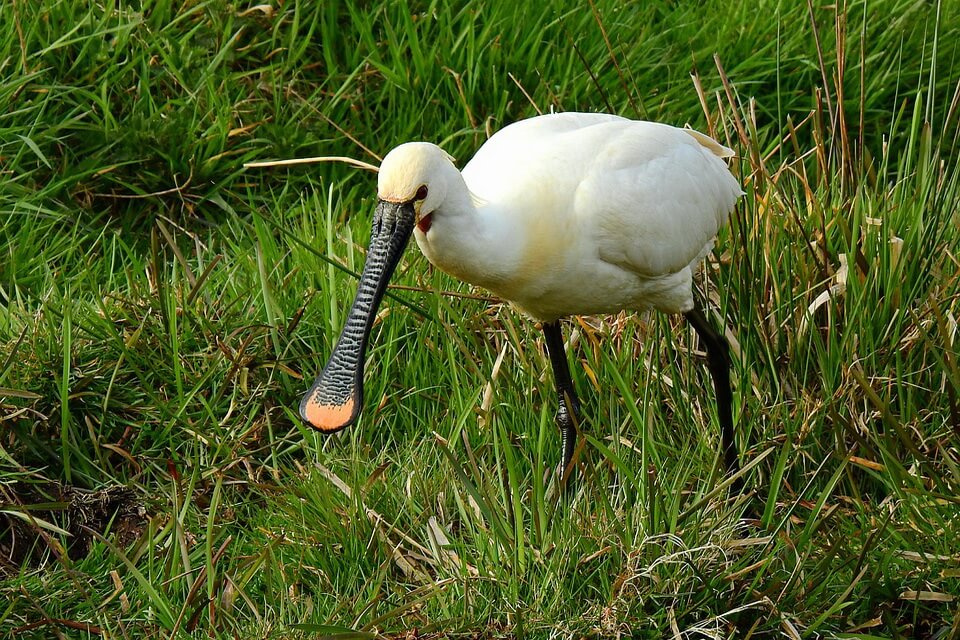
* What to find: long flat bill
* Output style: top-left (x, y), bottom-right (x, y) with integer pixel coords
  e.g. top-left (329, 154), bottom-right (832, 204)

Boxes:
top-left (300, 199), bottom-right (416, 432)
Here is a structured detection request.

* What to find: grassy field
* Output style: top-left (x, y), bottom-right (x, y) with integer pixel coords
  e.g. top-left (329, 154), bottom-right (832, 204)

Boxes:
top-left (3, 0), bottom-right (960, 637)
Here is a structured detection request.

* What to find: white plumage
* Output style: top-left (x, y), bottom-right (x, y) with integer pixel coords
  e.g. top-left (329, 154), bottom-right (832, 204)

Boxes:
top-left (387, 112), bottom-right (742, 320)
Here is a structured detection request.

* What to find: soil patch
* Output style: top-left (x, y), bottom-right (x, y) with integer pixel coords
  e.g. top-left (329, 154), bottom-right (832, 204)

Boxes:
top-left (1, 482), bottom-right (147, 571)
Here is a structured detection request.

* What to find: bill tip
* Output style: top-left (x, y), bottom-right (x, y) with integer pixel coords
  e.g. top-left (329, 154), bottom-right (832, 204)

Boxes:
top-left (301, 395), bottom-right (356, 433)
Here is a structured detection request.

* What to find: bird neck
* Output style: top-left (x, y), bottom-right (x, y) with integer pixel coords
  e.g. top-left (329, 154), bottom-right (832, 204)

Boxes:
top-left (414, 173), bottom-right (523, 291)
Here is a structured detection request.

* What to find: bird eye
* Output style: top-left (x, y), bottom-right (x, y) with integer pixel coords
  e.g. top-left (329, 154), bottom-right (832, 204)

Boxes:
top-left (415, 185), bottom-right (428, 201)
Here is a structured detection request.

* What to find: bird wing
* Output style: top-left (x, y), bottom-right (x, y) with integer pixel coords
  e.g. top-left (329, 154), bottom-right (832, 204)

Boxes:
top-left (579, 121), bottom-right (742, 277)
top-left (463, 112), bottom-right (637, 229)
top-left (463, 114), bottom-right (742, 278)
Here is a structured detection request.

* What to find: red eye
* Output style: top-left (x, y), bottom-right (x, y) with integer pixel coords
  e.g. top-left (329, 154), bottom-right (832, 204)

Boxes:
top-left (415, 185), bottom-right (428, 200)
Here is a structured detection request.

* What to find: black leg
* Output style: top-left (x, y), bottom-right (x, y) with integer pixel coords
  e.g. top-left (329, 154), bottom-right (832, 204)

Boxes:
top-left (543, 320), bottom-right (580, 475)
top-left (684, 305), bottom-right (740, 478)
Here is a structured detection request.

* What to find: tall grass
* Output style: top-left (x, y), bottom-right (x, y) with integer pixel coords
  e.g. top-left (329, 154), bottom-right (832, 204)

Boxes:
top-left (2, 0), bottom-right (959, 637)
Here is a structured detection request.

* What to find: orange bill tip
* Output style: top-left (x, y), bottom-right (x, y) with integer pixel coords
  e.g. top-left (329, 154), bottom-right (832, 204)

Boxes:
top-left (301, 396), bottom-right (355, 433)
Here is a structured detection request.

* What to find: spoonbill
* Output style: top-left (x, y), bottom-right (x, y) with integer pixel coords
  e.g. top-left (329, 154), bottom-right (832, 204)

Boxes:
top-left (300, 112), bottom-right (743, 478)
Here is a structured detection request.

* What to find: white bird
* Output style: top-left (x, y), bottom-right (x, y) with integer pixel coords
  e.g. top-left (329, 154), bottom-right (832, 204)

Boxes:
top-left (300, 112), bottom-right (743, 477)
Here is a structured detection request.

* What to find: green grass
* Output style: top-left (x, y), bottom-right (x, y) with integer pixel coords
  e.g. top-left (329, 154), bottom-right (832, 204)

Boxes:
top-left (2, 0), bottom-right (960, 637)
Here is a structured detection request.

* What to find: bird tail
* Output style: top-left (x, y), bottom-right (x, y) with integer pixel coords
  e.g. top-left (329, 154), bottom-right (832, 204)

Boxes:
top-left (683, 128), bottom-right (736, 159)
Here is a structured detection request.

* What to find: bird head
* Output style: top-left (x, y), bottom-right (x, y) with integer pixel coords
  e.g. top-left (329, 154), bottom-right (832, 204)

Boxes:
top-left (299, 142), bottom-right (455, 433)
top-left (377, 142), bottom-right (456, 233)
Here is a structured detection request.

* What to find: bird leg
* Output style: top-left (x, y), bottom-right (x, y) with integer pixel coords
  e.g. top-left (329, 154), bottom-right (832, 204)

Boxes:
top-left (684, 305), bottom-right (740, 478)
top-left (543, 320), bottom-right (580, 476)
